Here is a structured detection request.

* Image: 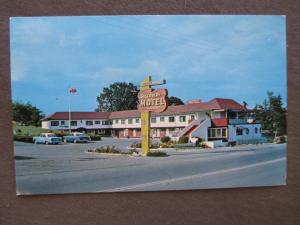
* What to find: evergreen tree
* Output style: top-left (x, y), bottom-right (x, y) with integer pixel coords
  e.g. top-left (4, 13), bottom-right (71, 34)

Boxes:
top-left (253, 91), bottom-right (286, 135)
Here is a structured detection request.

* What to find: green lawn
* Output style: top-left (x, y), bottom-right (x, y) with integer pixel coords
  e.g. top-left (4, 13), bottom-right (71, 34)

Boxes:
top-left (13, 124), bottom-right (49, 136)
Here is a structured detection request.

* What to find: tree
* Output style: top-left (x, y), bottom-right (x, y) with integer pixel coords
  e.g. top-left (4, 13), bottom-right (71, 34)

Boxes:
top-left (242, 101), bottom-right (248, 109)
top-left (167, 96), bottom-right (184, 106)
top-left (12, 101), bottom-right (44, 126)
top-left (95, 82), bottom-right (139, 112)
top-left (253, 91), bottom-right (286, 136)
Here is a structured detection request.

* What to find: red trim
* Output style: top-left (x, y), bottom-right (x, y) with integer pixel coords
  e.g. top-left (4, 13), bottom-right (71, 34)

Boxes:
top-left (211, 118), bottom-right (228, 127)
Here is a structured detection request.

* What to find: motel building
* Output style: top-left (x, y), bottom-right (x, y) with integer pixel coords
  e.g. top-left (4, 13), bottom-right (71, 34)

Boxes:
top-left (41, 98), bottom-right (262, 147)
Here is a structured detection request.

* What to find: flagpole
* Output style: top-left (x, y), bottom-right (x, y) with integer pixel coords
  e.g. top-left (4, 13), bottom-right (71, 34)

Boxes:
top-left (69, 89), bottom-right (71, 134)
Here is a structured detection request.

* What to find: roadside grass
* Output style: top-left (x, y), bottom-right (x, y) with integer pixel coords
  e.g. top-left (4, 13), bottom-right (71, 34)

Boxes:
top-left (87, 145), bottom-right (168, 157)
top-left (13, 124), bottom-right (49, 136)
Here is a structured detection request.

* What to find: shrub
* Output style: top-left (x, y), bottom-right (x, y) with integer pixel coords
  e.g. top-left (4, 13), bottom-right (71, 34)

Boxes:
top-left (160, 136), bottom-right (171, 143)
top-left (195, 138), bottom-right (203, 147)
top-left (130, 148), bottom-right (139, 154)
top-left (146, 151), bottom-right (167, 157)
top-left (178, 136), bottom-right (189, 144)
top-left (130, 142), bottom-right (142, 148)
top-left (89, 135), bottom-right (102, 141)
top-left (159, 142), bottom-right (175, 148)
top-left (14, 135), bottom-right (34, 143)
top-left (88, 145), bottom-right (124, 154)
top-left (130, 142), bottom-right (159, 149)
top-left (274, 136), bottom-right (286, 144)
top-left (52, 131), bottom-right (68, 138)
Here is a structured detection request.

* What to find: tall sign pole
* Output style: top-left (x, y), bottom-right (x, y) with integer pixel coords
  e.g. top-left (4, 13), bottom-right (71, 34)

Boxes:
top-left (140, 76), bottom-right (152, 155)
top-left (138, 76), bottom-right (168, 155)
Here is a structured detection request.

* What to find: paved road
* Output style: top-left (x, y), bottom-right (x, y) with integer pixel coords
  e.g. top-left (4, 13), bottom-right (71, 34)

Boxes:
top-left (14, 138), bottom-right (286, 195)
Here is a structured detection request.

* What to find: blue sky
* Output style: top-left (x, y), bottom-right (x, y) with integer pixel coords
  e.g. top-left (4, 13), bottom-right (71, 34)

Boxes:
top-left (10, 15), bottom-right (286, 115)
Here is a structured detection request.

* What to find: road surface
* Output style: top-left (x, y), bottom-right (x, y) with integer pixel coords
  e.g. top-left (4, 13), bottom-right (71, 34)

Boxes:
top-left (14, 138), bottom-right (286, 195)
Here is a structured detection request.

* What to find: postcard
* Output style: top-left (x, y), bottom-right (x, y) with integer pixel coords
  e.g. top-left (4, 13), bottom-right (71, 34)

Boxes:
top-left (10, 15), bottom-right (287, 195)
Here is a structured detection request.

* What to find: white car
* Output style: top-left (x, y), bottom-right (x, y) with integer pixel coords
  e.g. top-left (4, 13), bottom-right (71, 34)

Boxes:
top-left (33, 133), bottom-right (62, 145)
top-left (63, 132), bottom-right (90, 143)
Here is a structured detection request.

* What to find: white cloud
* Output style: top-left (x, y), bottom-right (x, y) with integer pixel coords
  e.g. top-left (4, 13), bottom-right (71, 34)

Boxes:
top-left (90, 59), bottom-right (166, 84)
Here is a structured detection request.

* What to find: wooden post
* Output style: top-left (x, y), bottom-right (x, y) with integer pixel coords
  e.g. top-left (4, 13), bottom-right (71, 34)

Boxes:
top-left (140, 76), bottom-right (152, 155)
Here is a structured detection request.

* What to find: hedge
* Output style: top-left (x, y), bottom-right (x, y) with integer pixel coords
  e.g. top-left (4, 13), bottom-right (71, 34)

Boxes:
top-left (14, 135), bottom-right (34, 143)
top-left (160, 136), bottom-right (171, 143)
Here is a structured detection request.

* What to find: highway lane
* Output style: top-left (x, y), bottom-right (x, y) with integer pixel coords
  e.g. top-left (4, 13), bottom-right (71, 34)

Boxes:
top-left (14, 140), bottom-right (286, 195)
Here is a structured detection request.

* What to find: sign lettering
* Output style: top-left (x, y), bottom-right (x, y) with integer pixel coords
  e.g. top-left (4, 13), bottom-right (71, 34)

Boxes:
top-left (138, 88), bottom-right (168, 113)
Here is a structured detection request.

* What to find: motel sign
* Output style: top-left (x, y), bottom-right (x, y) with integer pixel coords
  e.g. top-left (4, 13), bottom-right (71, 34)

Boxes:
top-left (138, 76), bottom-right (168, 155)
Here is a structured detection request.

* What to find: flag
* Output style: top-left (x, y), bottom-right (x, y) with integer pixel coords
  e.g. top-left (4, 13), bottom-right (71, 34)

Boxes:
top-left (69, 88), bottom-right (77, 93)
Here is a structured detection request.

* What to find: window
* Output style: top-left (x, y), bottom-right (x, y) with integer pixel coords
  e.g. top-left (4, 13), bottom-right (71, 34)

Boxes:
top-left (216, 128), bottom-right (221, 137)
top-left (135, 118), bottom-right (140, 123)
top-left (102, 120), bottom-right (109, 125)
top-left (95, 120), bottom-right (101, 125)
top-left (115, 119), bottom-right (119, 124)
top-left (179, 116), bottom-right (186, 122)
top-left (121, 119), bottom-right (125, 125)
top-left (190, 115), bottom-right (195, 121)
top-left (60, 121), bottom-right (65, 126)
top-left (98, 129), bottom-right (105, 134)
top-left (169, 116), bottom-right (175, 122)
top-left (255, 127), bottom-right (258, 133)
top-left (128, 119), bottom-right (133, 124)
top-left (245, 128), bottom-right (250, 135)
top-left (71, 121), bottom-right (77, 126)
top-left (151, 117), bottom-right (156, 123)
top-left (222, 128), bottom-right (226, 137)
top-left (51, 121), bottom-right (59, 126)
top-left (86, 121), bottom-right (93, 126)
top-left (236, 127), bottom-right (243, 136)
top-left (208, 127), bottom-right (227, 138)
top-left (160, 117), bottom-right (165, 122)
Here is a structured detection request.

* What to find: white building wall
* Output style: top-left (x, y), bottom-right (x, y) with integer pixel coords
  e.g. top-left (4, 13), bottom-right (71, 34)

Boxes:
top-left (228, 124), bottom-right (262, 142)
top-left (190, 118), bottom-right (211, 141)
top-left (42, 119), bottom-right (111, 130)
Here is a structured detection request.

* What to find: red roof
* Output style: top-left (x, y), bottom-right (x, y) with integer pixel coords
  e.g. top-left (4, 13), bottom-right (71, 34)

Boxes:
top-left (211, 118), bottom-right (228, 127)
top-left (109, 110), bottom-right (140, 119)
top-left (42, 112), bottom-right (110, 121)
top-left (43, 98), bottom-right (244, 120)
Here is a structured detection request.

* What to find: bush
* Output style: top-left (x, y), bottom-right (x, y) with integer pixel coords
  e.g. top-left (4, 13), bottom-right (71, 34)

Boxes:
top-left (51, 130), bottom-right (68, 138)
top-left (146, 151), bottom-right (167, 157)
top-left (159, 142), bottom-right (175, 148)
top-left (178, 136), bottom-right (189, 144)
top-left (130, 142), bottom-right (159, 149)
top-left (14, 135), bottom-right (34, 143)
top-left (160, 136), bottom-right (171, 143)
top-left (274, 136), bottom-right (286, 144)
top-left (195, 138), bottom-right (203, 147)
top-left (89, 135), bottom-right (102, 141)
top-left (88, 145), bottom-right (124, 154)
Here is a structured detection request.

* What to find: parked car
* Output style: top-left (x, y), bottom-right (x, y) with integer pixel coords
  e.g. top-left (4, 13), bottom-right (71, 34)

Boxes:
top-left (33, 133), bottom-right (62, 145)
top-left (63, 132), bottom-right (90, 143)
